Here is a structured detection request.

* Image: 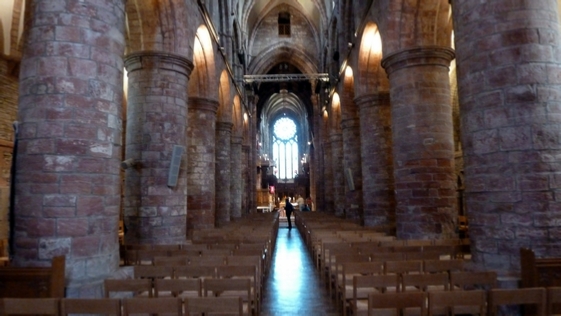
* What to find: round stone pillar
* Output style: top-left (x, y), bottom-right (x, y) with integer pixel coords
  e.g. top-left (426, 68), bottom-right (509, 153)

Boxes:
top-left (242, 144), bottom-right (250, 213)
top-left (356, 93), bottom-right (395, 232)
top-left (14, 0), bottom-right (125, 297)
top-left (382, 47), bottom-right (457, 239)
top-left (123, 51), bottom-right (192, 245)
top-left (453, 0), bottom-right (561, 272)
top-left (215, 121), bottom-right (232, 226)
top-left (187, 97), bottom-right (218, 231)
top-left (341, 91), bottom-right (363, 222)
top-left (230, 135), bottom-right (243, 218)
top-left (331, 132), bottom-right (345, 217)
top-left (322, 130), bottom-right (334, 213)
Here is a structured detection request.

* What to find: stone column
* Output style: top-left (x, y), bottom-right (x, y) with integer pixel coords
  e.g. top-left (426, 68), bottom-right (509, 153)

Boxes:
top-left (187, 97), bottom-right (218, 231)
top-left (382, 47), bottom-right (457, 239)
top-left (322, 126), bottom-right (334, 214)
top-left (331, 131), bottom-right (345, 217)
top-left (14, 0), bottom-right (125, 297)
top-left (356, 93), bottom-right (395, 232)
top-left (123, 52), bottom-right (192, 245)
top-left (215, 121), bottom-right (232, 226)
top-left (242, 144), bottom-right (250, 214)
top-left (341, 104), bottom-right (363, 222)
top-left (453, 0), bottom-right (561, 272)
top-left (230, 135), bottom-right (243, 218)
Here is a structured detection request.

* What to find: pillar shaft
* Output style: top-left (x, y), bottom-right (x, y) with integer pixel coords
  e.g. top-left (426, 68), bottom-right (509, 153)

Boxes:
top-left (187, 97), bottom-right (218, 231)
top-left (215, 121), bottom-right (232, 226)
top-left (453, 0), bottom-right (561, 272)
top-left (230, 136), bottom-right (243, 218)
top-left (382, 46), bottom-right (457, 239)
top-left (14, 0), bottom-right (125, 297)
top-left (123, 51), bottom-right (192, 245)
top-left (356, 93), bottom-right (395, 232)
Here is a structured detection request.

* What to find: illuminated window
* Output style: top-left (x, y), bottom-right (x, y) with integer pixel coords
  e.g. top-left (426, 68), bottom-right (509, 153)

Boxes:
top-left (273, 117), bottom-right (298, 180)
top-left (278, 12), bottom-right (291, 36)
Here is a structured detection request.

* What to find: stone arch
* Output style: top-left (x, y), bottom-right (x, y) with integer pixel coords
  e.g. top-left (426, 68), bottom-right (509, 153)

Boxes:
top-left (188, 25), bottom-right (218, 100)
top-left (232, 96), bottom-right (243, 138)
top-left (247, 42), bottom-right (318, 76)
top-left (125, 0), bottom-right (191, 55)
top-left (217, 70), bottom-right (232, 122)
top-left (377, 0), bottom-right (452, 55)
top-left (330, 92), bottom-right (342, 132)
top-left (354, 22), bottom-right (389, 98)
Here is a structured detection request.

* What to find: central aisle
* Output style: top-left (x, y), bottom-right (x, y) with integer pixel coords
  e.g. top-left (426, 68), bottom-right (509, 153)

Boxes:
top-left (260, 222), bottom-right (339, 315)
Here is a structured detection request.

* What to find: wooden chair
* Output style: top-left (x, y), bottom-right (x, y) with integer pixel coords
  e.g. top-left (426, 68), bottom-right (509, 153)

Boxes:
top-left (154, 278), bottom-right (202, 298)
top-left (428, 289), bottom-right (486, 315)
top-left (60, 298), bottom-right (121, 315)
top-left (104, 278), bottom-right (153, 298)
top-left (350, 274), bottom-right (400, 316)
top-left (488, 287), bottom-right (546, 316)
top-left (547, 286), bottom-right (561, 315)
top-left (368, 291), bottom-right (427, 316)
top-left (330, 253), bottom-right (370, 301)
top-left (189, 255), bottom-right (227, 266)
top-left (450, 271), bottom-right (497, 291)
top-left (1, 298), bottom-right (59, 315)
top-left (402, 272), bottom-right (449, 293)
top-left (153, 256), bottom-right (188, 266)
top-left (184, 297), bottom-right (243, 316)
top-left (384, 260), bottom-right (423, 292)
top-left (134, 265), bottom-right (174, 281)
top-left (339, 261), bottom-right (384, 316)
top-left (174, 265), bottom-right (216, 280)
top-left (203, 278), bottom-right (253, 316)
top-left (423, 259), bottom-right (464, 274)
top-left (133, 249), bottom-right (170, 265)
top-left (122, 297), bottom-right (183, 316)
top-left (217, 265), bottom-right (260, 314)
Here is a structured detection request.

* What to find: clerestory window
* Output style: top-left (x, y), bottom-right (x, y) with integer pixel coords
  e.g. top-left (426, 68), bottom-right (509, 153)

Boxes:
top-left (278, 12), bottom-right (291, 36)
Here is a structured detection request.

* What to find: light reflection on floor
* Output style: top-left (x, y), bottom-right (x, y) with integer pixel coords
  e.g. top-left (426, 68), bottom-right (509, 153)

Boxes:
top-left (261, 224), bottom-right (339, 316)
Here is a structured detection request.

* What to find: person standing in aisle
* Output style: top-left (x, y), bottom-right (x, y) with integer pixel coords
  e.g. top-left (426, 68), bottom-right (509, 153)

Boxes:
top-left (285, 197), bottom-right (294, 229)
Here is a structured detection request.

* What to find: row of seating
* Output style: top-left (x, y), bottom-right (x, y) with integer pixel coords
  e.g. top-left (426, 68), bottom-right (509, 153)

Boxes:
top-left (104, 277), bottom-right (255, 315)
top-left (345, 270), bottom-right (497, 315)
top-left (1, 296), bottom-right (244, 316)
top-left (365, 286), bottom-right (561, 316)
top-left (110, 212), bottom-right (280, 316)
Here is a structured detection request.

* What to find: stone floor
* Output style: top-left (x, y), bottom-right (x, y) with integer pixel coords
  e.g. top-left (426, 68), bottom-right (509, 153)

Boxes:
top-left (260, 220), bottom-right (339, 316)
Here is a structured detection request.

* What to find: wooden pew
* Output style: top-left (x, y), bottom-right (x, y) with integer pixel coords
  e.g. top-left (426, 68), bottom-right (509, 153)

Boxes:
top-left (521, 247), bottom-right (561, 288)
top-left (0, 256), bottom-right (65, 298)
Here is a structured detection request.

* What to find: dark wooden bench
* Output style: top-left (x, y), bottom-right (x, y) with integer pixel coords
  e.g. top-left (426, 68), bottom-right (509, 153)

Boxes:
top-left (0, 255), bottom-right (65, 298)
top-left (520, 247), bottom-right (561, 288)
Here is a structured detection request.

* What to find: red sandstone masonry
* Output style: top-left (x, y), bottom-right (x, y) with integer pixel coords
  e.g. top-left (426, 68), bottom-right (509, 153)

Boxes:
top-left (382, 47), bottom-right (457, 240)
top-left (13, 1), bottom-right (126, 298)
top-left (453, 0), bottom-right (561, 272)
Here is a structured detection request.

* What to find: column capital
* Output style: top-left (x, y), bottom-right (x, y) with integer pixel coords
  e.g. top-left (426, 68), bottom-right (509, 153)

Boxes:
top-left (216, 121), bottom-right (234, 132)
top-left (381, 46), bottom-right (455, 76)
top-left (354, 92), bottom-right (391, 109)
top-left (124, 50), bottom-right (194, 77)
top-left (188, 96), bottom-right (219, 114)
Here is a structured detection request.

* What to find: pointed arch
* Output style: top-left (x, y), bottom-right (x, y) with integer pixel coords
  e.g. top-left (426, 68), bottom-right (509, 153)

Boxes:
top-left (355, 22), bottom-right (388, 97)
top-left (217, 70), bottom-right (232, 121)
top-left (188, 25), bottom-right (218, 100)
top-left (232, 95), bottom-right (243, 137)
